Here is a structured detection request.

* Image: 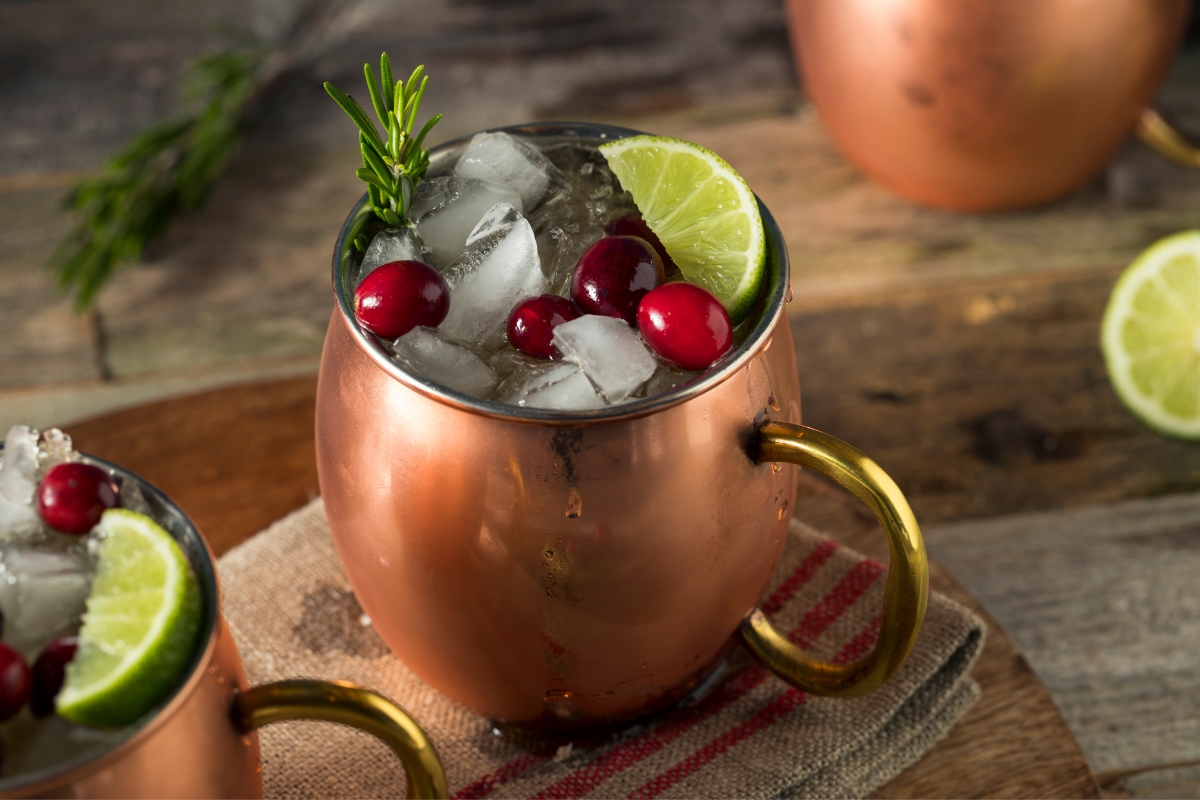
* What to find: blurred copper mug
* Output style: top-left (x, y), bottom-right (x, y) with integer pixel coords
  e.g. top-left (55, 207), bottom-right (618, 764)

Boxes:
top-left (315, 123), bottom-right (929, 732)
top-left (0, 453), bottom-right (447, 799)
top-left (787, 0), bottom-right (1197, 210)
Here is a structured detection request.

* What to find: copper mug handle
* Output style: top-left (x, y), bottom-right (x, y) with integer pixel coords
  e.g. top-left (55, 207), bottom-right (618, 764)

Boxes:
top-left (234, 679), bottom-right (449, 799)
top-left (1138, 108), bottom-right (1200, 167)
top-left (738, 422), bottom-right (929, 697)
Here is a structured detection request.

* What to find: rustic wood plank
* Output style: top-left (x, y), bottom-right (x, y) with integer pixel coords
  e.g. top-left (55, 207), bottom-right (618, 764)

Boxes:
top-left (93, 148), bottom-right (358, 378)
top-left (0, 356), bottom-right (319, 435)
top-left (1100, 760), bottom-right (1200, 799)
top-left (660, 111), bottom-right (1200, 309)
top-left (784, 265), bottom-right (1200, 523)
top-left (0, 0), bottom-right (251, 176)
top-left (924, 494), bottom-right (1200, 795)
top-left (63, 377), bottom-right (1099, 799)
top-left (66, 377), bottom-right (321, 557)
top-left (792, 477), bottom-right (1100, 799)
top-left (0, 181), bottom-right (97, 388)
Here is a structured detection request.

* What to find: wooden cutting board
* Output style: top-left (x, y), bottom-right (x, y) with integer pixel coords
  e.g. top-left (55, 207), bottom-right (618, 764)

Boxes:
top-left (65, 376), bottom-right (1100, 799)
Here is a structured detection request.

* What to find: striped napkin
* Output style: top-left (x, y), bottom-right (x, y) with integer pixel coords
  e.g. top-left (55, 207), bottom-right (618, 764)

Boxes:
top-left (220, 499), bottom-right (983, 799)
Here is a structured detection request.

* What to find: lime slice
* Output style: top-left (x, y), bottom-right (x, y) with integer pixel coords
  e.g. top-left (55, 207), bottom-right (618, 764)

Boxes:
top-left (600, 135), bottom-right (766, 323)
top-left (1102, 230), bottom-right (1200, 439)
top-left (57, 509), bottom-right (201, 728)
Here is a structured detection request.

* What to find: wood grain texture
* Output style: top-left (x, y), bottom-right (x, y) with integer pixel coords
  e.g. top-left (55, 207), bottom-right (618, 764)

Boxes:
top-left (793, 478), bottom-right (1100, 799)
top-left (925, 496), bottom-right (1200, 791)
top-left (64, 377), bottom-right (1099, 799)
top-left (785, 265), bottom-right (1200, 524)
top-left (66, 377), bottom-right (320, 557)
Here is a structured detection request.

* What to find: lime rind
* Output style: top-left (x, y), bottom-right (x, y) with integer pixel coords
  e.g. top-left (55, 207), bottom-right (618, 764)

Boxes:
top-left (1101, 230), bottom-right (1200, 440)
top-left (56, 509), bottom-right (201, 728)
top-left (599, 135), bottom-right (766, 323)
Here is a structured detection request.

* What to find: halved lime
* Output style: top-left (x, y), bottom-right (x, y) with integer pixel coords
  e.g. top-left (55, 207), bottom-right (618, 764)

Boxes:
top-left (1102, 230), bottom-right (1200, 439)
top-left (57, 509), bottom-right (201, 728)
top-left (600, 135), bottom-right (766, 323)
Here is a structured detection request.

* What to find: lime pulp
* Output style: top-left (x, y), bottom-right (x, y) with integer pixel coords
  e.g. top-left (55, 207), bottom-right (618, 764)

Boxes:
top-left (56, 509), bottom-right (201, 728)
top-left (599, 135), bottom-right (766, 324)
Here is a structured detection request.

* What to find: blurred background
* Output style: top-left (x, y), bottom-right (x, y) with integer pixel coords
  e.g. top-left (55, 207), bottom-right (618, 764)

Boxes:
top-left (5, 1), bottom-right (1200, 795)
top-left (5, 0), bottom-right (1200, 519)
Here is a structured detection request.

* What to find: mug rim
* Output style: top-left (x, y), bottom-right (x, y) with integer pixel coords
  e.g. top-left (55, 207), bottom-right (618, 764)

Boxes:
top-left (0, 445), bottom-right (221, 794)
top-left (330, 121), bottom-right (791, 425)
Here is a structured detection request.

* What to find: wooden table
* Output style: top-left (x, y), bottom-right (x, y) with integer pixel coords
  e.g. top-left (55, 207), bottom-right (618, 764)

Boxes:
top-left (65, 377), bottom-right (1101, 799)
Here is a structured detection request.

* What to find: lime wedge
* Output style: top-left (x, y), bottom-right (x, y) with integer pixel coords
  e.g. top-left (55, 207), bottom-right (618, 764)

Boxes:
top-left (600, 135), bottom-right (766, 323)
top-left (57, 509), bottom-right (201, 728)
top-left (1102, 230), bottom-right (1200, 439)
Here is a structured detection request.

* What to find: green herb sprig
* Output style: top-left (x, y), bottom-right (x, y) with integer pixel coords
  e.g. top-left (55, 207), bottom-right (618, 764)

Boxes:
top-left (49, 42), bottom-right (266, 310)
top-left (324, 54), bottom-right (441, 229)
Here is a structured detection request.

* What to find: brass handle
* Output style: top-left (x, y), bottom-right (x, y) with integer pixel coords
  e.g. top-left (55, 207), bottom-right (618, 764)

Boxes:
top-left (234, 678), bottom-right (448, 799)
top-left (738, 422), bottom-right (928, 697)
top-left (1137, 108), bottom-right (1200, 167)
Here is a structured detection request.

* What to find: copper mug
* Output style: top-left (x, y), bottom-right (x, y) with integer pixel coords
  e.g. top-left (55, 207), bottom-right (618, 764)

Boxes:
top-left (315, 123), bottom-right (929, 732)
top-left (0, 452), bottom-right (447, 799)
top-left (787, 0), bottom-right (1200, 210)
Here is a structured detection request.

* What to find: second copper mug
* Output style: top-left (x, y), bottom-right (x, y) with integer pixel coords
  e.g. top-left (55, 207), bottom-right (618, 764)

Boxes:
top-left (0, 451), bottom-right (447, 799)
top-left (787, 0), bottom-right (1195, 210)
top-left (315, 123), bottom-right (929, 732)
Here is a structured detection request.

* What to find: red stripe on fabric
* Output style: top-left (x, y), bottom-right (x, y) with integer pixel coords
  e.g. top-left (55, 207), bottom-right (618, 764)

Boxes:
top-left (788, 560), bottom-right (884, 651)
top-left (629, 689), bottom-right (808, 799)
top-left (629, 613), bottom-right (884, 799)
top-left (531, 551), bottom-right (879, 800)
top-left (759, 539), bottom-right (839, 616)
top-left (835, 615), bottom-right (882, 665)
top-left (457, 541), bottom-right (841, 799)
top-left (454, 750), bottom-right (558, 799)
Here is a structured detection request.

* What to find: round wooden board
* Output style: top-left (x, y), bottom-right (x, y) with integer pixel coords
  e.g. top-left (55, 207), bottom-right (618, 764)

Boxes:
top-left (65, 377), bottom-right (1099, 799)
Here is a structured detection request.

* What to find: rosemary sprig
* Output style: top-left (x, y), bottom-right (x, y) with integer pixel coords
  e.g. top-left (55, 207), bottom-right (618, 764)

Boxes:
top-left (324, 54), bottom-right (442, 228)
top-left (48, 41), bottom-right (267, 310)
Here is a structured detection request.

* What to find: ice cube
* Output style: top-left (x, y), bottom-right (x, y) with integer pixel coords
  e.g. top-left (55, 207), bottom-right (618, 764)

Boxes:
top-left (552, 316), bottom-right (657, 404)
top-left (39, 428), bottom-right (75, 471)
top-left (639, 366), bottom-right (702, 399)
top-left (454, 132), bottom-right (566, 212)
top-left (389, 327), bottom-right (498, 398)
top-left (530, 217), bottom-right (606, 294)
top-left (0, 544), bottom-right (93, 656)
top-left (539, 142), bottom-right (637, 218)
top-left (527, 144), bottom-right (638, 293)
top-left (499, 362), bottom-right (604, 411)
top-left (0, 425), bottom-right (39, 505)
top-left (439, 203), bottom-right (547, 348)
top-left (489, 347), bottom-right (541, 381)
top-left (118, 475), bottom-right (154, 517)
top-left (357, 226), bottom-right (424, 283)
top-left (0, 497), bottom-right (39, 542)
top-left (412, 177), bottom-right (523, 269)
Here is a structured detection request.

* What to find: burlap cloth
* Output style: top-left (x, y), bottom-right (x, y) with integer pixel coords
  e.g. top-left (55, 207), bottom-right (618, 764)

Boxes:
top-left (218, 499), bottom-right (985, 799)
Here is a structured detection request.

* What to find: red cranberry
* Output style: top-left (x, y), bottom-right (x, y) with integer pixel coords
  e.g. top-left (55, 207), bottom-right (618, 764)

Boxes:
top-left (507, 295), bottom-right (581, 359)
top-left (571, 236), bottom-right (665, 325)
top-left (353, 260), bottom-right (450, 339)
top-left (605, 214), bottom-right (677, 272)
top-left (37, 463), bottom-right (120, 535)
top-left (0, 643), bottom-right (31, 721)
top-left (637, 283), bottom-right (733, 371)
top-left (31, 636), bottom-right (77, 717)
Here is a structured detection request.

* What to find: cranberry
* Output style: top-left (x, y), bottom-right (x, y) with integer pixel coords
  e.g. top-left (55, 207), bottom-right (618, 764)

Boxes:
top-left (507, 295), bottom-right (581, 359)
top-left (637, 283), bottom-right (733, 371)
top-left (0, 643), bottom-right (31, 721)
top-left (31, 636), bottom-right (77, 717)
top-left (605, 214), bottom-right (677, 272)
top-left (571, 236), bottom-right (665, 325)
top-left (353, 260), bottom-right (450, 339)
top-left (37, 463), bottom-right (120, 535)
